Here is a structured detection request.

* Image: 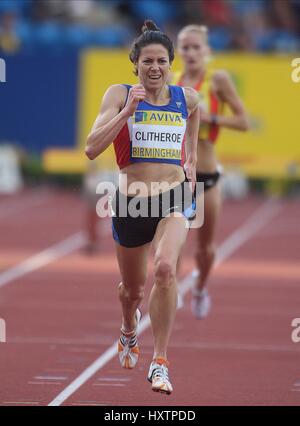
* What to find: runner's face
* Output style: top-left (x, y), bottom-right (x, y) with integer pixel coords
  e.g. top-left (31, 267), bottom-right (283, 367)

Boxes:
top-left (137, 44), bottom-right (170, 89)
top-left (177, 32), bottom-right (209, 71)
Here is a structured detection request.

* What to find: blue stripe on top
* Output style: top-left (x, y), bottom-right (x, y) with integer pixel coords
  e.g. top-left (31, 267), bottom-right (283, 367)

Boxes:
top-left (122, 84), bottom-right (188, 117)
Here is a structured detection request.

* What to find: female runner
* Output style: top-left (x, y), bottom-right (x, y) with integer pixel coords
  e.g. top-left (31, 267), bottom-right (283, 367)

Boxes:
top-left (173, 25), bottom-right (249, 319)
top-left (85, 20), bottom-right (200, 395)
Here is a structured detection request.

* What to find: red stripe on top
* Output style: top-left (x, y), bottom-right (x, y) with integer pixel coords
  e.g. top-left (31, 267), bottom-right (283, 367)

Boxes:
top-left (208, 90), bottom-right (220, 144)
top-left (177, 76), bottom-right (203, 92)
top-left (176, 73), bottom-right (221, 143)
top-left (181, 134), bottom-right (186, 166)
top-left (113, 122), bottom-right (131, 169)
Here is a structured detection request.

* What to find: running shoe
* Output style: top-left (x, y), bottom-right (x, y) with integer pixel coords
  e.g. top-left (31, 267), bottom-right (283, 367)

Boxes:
top-left (191, 288), bottom-right (211, 319)
top-left (118, 309), bottom-right (142, 369)
top-left (177, 292), bottom-right (184, 309)
top-left (147, 358), bottom-right (173, 395)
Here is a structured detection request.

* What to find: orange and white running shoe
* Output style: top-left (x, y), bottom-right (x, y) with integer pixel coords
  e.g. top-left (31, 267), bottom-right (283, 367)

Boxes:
top-left (147, 358), bottom-right (173, 395)
top-left (118, 309), bottom-right (142, 369)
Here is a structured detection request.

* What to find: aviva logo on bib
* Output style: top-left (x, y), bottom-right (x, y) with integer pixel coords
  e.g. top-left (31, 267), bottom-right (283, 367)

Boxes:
top-left (134, 111), bottom-right (183, 127)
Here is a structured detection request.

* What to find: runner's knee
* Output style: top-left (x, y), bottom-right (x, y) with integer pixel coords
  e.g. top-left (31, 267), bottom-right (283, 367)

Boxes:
top-left (195, 243), bottom-right (216, 264)
top-left (154, 256), bottom-right (176, 288)
top-left (119, 281), bottom-right (145, 302)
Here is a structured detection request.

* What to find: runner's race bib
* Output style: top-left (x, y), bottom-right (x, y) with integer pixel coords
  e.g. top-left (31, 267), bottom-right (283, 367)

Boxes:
top-left (130, 110), bottom-right (186, 163)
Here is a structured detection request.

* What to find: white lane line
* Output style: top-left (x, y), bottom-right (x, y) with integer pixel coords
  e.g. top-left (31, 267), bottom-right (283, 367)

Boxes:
top-left (70, 402), bottom-right (107, 406)
top-left (8, 336), bottom-right (114, 345)
top-left (216, 198), bottom-right (282, 267)
top-left (97, 378), bottom-right (131, 382)
top-left (28, 382), bottom-right (63, 386)
top-left (179, 197), bottom-right (282, 295)
top-left (34, 376), bottom-right (68, 381)
top-left (0, 232), bottom-right (86, 289)
top-left (168, 341), bottom-right (300, 353)
top-left (93, 383), bottom-right (126, 387)
top-left (291, 381), bottom-right (300, 393)
top-left (2, 401), bottom-right (41, 405)
top-left (48, 198), bottom-right (282, 406)
top-left (0, 218), bottom-right (111, 290)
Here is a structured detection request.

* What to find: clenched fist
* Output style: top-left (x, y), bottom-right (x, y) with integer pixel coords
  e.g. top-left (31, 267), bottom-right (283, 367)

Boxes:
top-left (123, 84), bottom-right (146, 116)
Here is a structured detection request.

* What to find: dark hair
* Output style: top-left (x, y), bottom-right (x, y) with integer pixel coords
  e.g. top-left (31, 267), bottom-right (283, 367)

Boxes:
top-left (129, 20), bottom-right (174, 75)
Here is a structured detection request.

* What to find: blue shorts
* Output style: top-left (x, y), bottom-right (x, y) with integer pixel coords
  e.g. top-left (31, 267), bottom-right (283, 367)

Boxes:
top-left (111, 177), bottom-right (196, 248)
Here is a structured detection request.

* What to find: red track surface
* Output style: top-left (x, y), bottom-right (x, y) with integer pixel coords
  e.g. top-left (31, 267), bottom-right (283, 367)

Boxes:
top-left (0, 188), bottom-right (299, 406)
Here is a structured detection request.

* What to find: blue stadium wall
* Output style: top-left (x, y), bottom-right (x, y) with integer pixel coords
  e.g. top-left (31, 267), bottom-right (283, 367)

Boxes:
top-left (0, 51), bottom-right (79, 153)
top-left (1, 50), bottom-right (299, 179)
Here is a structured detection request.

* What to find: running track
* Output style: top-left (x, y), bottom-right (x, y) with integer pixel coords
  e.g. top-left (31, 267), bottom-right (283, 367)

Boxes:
top-left (0, 188), bottom-right (299, 406)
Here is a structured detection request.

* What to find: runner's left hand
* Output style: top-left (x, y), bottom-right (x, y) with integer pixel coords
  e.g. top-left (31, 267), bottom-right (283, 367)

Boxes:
top-left (184, 157), bottom-right (196, 194)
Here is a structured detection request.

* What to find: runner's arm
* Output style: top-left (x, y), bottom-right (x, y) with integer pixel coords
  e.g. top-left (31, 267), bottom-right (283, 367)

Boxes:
top-left (85, 85), bottom-right (129, 160)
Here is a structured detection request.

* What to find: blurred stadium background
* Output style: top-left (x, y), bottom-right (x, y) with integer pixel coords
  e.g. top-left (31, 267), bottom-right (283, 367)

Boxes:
top-left (0, 0), bottom-right (300, 195)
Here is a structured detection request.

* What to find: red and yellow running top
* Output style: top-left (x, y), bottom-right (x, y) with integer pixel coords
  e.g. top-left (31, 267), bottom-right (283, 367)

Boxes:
top-left (171, 69), bottom-right (223, 144)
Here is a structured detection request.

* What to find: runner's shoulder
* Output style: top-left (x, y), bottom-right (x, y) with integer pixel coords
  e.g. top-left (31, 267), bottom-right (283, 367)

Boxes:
top-left (212, 69), bottom-right (232, 86)
top-left (183, 86), bottom-right (200, 112)
top-left (103, 84), bottom-right (129, 109)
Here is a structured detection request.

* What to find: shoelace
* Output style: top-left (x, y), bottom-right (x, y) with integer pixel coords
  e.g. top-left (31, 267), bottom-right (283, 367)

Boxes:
top-left (120, 310), bottom-right (140, 348)
top-left (152, 364), bottom-right (169, 381)
top-left (120, 333), bottom-right (137, 350)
